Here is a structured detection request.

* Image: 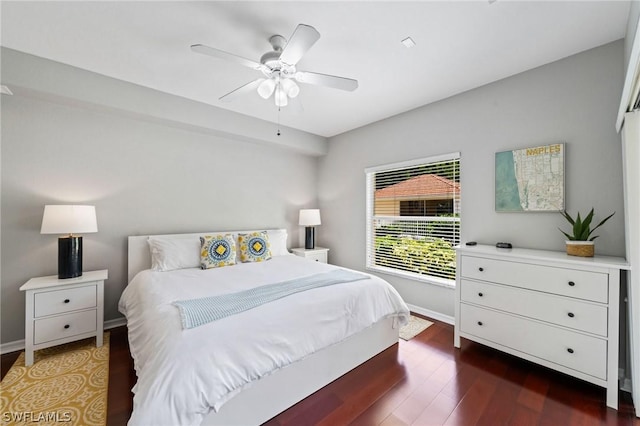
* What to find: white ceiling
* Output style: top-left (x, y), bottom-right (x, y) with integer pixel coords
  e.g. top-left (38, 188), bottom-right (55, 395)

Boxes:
top-left (0, 1), bottom-right (631, 137)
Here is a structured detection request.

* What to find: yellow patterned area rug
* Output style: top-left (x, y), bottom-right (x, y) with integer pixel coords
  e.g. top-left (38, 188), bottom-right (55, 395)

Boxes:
top-left (399, 315), bottom-right (434, 340)
top-left (0, 332), bottom-right (109, 426)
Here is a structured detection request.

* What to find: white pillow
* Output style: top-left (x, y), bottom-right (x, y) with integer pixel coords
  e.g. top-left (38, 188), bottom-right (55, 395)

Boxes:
top-left (148, 236), bottom-right (201, 272)
top-left (266, 229), bottom-right (289, 256)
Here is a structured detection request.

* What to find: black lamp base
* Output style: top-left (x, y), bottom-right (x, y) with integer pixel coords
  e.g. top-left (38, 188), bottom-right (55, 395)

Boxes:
top-left (59, 236), bottom-right (83, 279)
top-left (305, 227), bottom-right (315, 250)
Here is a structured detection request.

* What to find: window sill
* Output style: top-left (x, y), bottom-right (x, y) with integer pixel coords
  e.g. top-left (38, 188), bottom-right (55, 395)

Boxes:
top-left (366, 265), bottom-right (456, 289)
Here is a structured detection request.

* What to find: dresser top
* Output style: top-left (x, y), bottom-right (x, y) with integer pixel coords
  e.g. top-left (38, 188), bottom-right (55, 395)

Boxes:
top-left (20, 270), bottom-right (109, 291)
top-left (456, 245), bottom-right (629, 270)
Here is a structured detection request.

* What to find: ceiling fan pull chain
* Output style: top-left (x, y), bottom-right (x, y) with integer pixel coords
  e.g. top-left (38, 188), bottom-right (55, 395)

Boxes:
top-left (277, 106), bottom-right (281, 136)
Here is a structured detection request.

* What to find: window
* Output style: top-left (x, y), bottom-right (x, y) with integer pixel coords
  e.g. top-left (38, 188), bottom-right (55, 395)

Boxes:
top-left (365, 152), bottom-right (460, 285)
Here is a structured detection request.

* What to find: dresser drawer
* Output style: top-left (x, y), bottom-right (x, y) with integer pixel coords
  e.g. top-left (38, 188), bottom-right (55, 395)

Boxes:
top-left (34, 310), bottom-right (97, 345)
top-left (461, 256), bottom-right (608, 303)
top-left (460, 303), bottom-right (607, 379)
top-left (34, 285), bottom-right (97, 317)
top-left (461, 280), bottom-right (608, 336)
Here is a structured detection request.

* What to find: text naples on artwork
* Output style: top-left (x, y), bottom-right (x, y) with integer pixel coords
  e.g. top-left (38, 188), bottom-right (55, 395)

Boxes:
top-left (495, 143), bottom-right (564, 212)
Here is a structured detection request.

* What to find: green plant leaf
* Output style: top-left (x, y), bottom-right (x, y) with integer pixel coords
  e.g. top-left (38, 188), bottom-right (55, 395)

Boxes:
top-left (581, 208), bottom-right (594, 233)
top-left (560, 210), bottom-right (575, 225)
top-left (572, 213), bottom-right (583, 240)
top-left (558, 228), bottom-right (574, 240)
top-left (579, 227), bottom-right (590, 240)
top-left (588, 211), bottom-right (615, 239)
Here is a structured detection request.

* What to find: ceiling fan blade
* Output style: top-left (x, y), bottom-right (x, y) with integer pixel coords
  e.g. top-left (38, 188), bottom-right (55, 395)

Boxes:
top-left (219, 79), bottom-right (263, 102)
top-left (279, 24), bottom-right (320, 66)
top-left (295, 71), bottom-right (358, 91)
top-left (191, 44), bottom-right (264, 71)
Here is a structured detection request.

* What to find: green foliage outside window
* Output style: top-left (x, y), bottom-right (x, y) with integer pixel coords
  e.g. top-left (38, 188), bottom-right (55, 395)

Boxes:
top-left (374, 234), bottom-right (456, 280)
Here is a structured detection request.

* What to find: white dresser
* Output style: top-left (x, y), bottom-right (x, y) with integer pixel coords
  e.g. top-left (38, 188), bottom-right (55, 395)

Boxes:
top-left (454, 245), bottom-right (628, 409)
top-left (20, 270), bottom-right (108, 366)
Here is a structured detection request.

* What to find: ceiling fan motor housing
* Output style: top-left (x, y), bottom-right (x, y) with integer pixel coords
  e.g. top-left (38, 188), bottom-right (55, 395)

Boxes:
top-left (260, 50), bottom-right (281, 69)
top-left (268, 35), bottom-right (287, 51)
top-left (261, 34), bottom-right (298, 75)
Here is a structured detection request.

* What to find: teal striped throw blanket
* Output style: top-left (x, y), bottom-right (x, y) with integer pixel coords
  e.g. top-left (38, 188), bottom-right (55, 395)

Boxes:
top-left (173, 269), bottom-right (369, 329)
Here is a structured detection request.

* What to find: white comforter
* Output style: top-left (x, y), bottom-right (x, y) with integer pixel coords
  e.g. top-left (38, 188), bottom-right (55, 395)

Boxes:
top-left (118, 255), bottom-right (409, 426)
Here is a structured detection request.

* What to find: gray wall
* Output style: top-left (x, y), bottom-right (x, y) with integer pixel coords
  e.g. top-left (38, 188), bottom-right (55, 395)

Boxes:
top-left (0, 41), bottom-right (627, 344)
top-left (1, 64), bottom-right (319, 344)
top-left (318, 40), bottom-right (626, 318)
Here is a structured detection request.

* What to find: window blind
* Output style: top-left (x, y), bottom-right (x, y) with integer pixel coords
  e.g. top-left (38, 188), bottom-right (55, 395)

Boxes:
top-left (365, 153), bottom-right (460, 283)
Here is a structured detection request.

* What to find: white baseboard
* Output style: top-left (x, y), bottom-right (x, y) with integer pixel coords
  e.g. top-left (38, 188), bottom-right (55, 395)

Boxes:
top-left (105, 316), bottom-right (127, 330)
top-left (0, 317), bottom-right (127, 355)
top-left (407, 304), bottom-right (454, 325)
top-left (0, 339), bottom-right (25, 355)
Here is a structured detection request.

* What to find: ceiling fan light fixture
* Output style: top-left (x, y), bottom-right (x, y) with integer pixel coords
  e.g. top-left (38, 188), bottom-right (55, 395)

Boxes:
top-left (257, 78), bottom-right (276, 99)
top-left (275, 87), bottom-right (288, 107)
top-left (281, 78), bottom-right (300, 98)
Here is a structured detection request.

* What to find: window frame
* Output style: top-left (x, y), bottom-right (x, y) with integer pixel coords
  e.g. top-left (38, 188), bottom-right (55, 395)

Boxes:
top-left (365, 152), bottom-right (461, 288)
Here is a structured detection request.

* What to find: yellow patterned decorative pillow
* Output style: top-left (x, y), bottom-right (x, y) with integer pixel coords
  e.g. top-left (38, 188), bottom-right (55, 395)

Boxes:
top-left (238, 231), bottom-right (272, 263)
top-left (200, 234), bottom-right (237, 269)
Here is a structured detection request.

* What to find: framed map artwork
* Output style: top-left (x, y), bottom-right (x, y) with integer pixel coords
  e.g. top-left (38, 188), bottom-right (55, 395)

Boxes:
top-left (495, 143), bottom-right (564, 212)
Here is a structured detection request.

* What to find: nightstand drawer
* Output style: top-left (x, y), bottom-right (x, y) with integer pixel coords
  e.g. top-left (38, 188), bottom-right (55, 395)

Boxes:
top-left (33, 309), bottom-right (96, 345)
top-left (34, 285), bottom-right (97, 317)
top-left (460, 303), bottom-right (607, 379)
top-left (34, 310), bottom-right (97, 344)
top-left (306, 252), bottom-right (328, 263)
top-left (461, 279), bottom-right (608, 336)
top-left (461, 256), bottom-right (608, 303)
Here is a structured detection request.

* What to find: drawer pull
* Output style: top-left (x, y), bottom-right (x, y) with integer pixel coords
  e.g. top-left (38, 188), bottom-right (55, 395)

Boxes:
top-left (64, 299), bottom-right (70, 303)
top-left (567, 312), bottom-right (575, 318)
top-left (477, 321), bottom-right (483, 326)
top-left (478, 292), bottom-right (484, 297)
top-left (567, 348), bottom-right (574, 354)
top-left (568, 281), bottom-right (575, 287)
top-left (64, 324), bottom-right (70, 329)
top-left (478, 267), bottom-right (484, 272)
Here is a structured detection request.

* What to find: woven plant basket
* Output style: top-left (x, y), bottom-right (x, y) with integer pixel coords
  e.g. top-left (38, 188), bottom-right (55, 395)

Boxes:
top-left (566, 241), bottom-right (595, 257)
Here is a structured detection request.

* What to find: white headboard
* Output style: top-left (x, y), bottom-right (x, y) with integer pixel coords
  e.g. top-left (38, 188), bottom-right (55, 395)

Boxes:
top-left (127, 229), bottom-right (287, 283)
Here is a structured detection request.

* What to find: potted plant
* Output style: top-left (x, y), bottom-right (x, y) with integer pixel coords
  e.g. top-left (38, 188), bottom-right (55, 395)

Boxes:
top-left (559, 208), bottom-right (615, 257)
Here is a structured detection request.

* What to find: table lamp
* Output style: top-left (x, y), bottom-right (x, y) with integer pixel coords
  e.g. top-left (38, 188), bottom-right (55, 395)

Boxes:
top-left (299, 209), bottom-right (321, 249)
top-left (41, 205), bottom-right (98, 279)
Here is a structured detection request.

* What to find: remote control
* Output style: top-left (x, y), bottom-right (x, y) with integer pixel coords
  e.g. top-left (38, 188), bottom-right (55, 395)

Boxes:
top-left (496, 242), bottom-right (512, 249)
top-left (465, 241), bottom-right (477, 246)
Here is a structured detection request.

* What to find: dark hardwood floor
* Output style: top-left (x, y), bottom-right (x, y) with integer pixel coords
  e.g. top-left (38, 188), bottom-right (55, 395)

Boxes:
top-left (2, 319), bottom-right (637, 425)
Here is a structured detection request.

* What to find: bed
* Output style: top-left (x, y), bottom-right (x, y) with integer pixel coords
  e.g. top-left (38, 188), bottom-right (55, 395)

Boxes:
top-left (119, 229), bottom-right (409, 426)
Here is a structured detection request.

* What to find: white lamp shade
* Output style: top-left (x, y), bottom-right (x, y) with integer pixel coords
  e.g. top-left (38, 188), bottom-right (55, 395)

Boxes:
top-left (281, 78), bottom-right (300, 98)
top-left (41, 205), bottom-right (98, 235)
top-left (299, 209), bottom-right (321, 226)
top-left (257, 78), bottom-right (276, 99)
top-left (274, 86), bottom-right (288, 107)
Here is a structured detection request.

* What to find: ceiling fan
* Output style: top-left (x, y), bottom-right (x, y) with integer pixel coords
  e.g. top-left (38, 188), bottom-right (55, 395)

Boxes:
top-left (191, 24), bottom-right (358, 108)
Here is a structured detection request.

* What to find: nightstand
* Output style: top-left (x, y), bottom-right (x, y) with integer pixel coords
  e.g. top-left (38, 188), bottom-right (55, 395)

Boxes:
top-left (19, 270), bottom-right (108, 366)
top-left (291, 247), bottom-right (329, 263)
